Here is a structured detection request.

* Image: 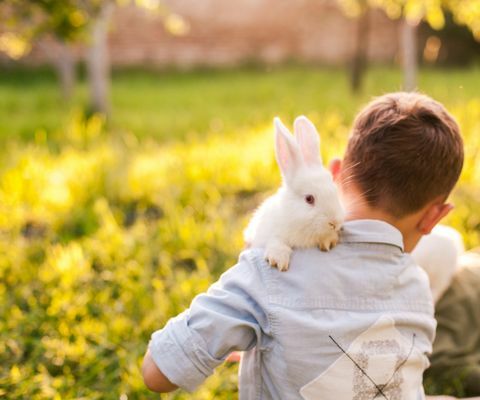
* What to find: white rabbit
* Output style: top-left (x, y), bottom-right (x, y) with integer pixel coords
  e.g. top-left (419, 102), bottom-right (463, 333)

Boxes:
top-left (411, 224), bottom-right (465, 302)
top-left (244, 116), bottom-right (345, 271)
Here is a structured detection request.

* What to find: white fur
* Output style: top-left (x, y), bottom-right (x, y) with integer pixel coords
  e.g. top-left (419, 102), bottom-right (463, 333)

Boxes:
top-left (244, 116), bottom-right (345, 271)
top-left (411, 225), bottom-right (465, 302)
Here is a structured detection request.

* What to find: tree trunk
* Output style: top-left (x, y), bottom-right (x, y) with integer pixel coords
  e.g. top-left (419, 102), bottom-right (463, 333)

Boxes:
top-left (55, 41), bottom-right (75, 101)
top-left (350, 6), bottom-right (370, 93)
top-left (401, 18), bottom-right (418, 92)
top-left (38, 40), bottom-right (76, 102)
top-left (86, 2), bottom-right (114, 114)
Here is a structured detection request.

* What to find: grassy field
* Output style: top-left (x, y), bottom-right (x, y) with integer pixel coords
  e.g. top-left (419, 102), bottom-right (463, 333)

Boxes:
top-left (0, 65), bottom-right (479, 399)
top-left (2, 65), bottom-right (480, 142)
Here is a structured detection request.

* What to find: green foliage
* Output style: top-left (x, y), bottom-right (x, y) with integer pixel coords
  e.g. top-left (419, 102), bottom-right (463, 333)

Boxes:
top-left (0, 66), bottom-right (479, 398)
top-left (338, 0), bottom-right (480, 38)
top-left (0, 0), bottom-right (91, 59)
top-left (0, 0), bottom-right (186, 60)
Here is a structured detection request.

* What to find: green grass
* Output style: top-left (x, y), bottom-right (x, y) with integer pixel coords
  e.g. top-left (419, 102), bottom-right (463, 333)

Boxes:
top-left (2, 65), bottom-right (480, 142)
top-left (0, 65), bottom-right (479, 399)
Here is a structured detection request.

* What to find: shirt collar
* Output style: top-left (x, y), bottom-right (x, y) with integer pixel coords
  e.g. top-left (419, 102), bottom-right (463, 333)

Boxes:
top-left (340, 219), bottom-right (404, 252)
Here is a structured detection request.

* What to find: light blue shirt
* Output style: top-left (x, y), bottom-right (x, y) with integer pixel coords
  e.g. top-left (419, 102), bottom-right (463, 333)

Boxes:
top-left (149, 220), bottom-right (436, 399)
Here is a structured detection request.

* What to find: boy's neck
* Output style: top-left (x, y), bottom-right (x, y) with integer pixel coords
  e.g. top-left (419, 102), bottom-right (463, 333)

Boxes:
top-left (342, 189), bottom-right (423, 253)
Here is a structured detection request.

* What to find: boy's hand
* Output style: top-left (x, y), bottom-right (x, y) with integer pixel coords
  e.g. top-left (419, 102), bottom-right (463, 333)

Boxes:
top-left (225, 351), bottom-right (241, 363)
top-left (142, 350), bottom-right (178, 393)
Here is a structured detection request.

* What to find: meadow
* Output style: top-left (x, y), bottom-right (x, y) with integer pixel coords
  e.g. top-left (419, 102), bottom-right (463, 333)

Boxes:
top-left (0, 65), bottom-right (479, 399)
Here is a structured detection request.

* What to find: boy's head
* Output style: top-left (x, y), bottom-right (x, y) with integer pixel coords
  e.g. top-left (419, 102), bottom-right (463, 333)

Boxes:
top-left (339, 92), bottom-right (463, 219)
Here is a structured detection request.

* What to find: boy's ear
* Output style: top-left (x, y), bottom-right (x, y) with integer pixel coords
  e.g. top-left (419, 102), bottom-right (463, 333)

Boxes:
top-left (418, 202), bottom-right (454, 235)
top-left (329, 158), bottom-right (342, 182)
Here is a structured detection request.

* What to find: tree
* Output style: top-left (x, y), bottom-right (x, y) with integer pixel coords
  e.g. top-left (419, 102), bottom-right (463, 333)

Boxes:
top-left (81, 0), bottom-right (190, 114)
top-left (0, 0), bottom-right (189, 114)
top-left (0, 0), bottom-right (116, 110)
top-left (82, 1), bottom-right (115, 114)
top-left (374, 0), bottom-right (444, 90)
top-left (337, 0), bottom-right (371, 92)
top-left (338, 0), bottom-right (480, 91)
top-left (0, 0), bottom-right (89, 100)
top-left (401, 16), bottom-right (418, 91)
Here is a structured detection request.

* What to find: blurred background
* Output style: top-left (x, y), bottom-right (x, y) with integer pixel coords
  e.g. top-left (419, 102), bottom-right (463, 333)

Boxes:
top-left (0, 0), bottom-right (479, 399)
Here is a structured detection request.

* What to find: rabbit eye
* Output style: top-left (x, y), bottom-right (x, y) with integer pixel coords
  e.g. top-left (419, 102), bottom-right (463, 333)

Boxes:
top-left (305, 194), bottom-right (315, 205)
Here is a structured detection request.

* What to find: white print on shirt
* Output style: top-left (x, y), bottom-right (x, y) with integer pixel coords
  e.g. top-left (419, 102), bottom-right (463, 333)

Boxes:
top-left (299, 315), bottom-right (428, 400)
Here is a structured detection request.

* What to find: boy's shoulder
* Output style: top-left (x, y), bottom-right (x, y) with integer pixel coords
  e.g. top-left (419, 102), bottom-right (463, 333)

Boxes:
top-left (241, 241), bottom-right (433, 315)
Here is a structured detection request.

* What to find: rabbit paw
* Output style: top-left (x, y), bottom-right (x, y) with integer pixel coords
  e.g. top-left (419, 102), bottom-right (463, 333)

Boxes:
top-left (318, 231), bottom-right (339, 252)
top-left (264, 242), bottom-right (292, 272)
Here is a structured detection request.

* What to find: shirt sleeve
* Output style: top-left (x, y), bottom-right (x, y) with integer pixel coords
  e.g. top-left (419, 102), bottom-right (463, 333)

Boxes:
top-left (148, 249), bottom-right (271, 392)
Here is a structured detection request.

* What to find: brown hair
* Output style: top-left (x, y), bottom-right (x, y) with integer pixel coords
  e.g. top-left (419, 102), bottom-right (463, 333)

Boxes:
top-left (342, 92), bottom-right (464, 217)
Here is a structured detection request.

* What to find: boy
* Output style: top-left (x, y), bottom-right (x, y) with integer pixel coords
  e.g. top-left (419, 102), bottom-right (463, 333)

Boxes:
top-left (142, 92), bottom-right (464, 399)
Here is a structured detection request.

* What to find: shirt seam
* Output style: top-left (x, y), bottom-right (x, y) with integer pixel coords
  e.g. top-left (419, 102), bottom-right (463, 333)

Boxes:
top-left (244, 249), bottom-right (274, 400)
top-left (267, 298), bottom-right (434, 313)
top-left (245, 249), bottom-right (277, 347)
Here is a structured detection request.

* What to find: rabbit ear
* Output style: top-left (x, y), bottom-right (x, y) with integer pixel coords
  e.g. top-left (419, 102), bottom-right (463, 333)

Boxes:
top-left (294, 115), bottom-right (322, 166)
top-left (274, 117), bottom-right (302, 182)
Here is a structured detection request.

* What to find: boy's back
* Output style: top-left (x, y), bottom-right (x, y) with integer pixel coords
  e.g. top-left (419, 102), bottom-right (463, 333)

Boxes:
top-left (143, 92), bottom-right (463, 398)
top-left (149, 220), bottom-right (435, 399)
top-left (243, 220), bottom-right (434, 399)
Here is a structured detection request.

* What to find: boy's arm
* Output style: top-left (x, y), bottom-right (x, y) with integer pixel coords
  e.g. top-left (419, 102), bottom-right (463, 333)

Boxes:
top-left (142, 250), bottom-right (269, 393)
top-left (142, 350), bottom-right (177, 392)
